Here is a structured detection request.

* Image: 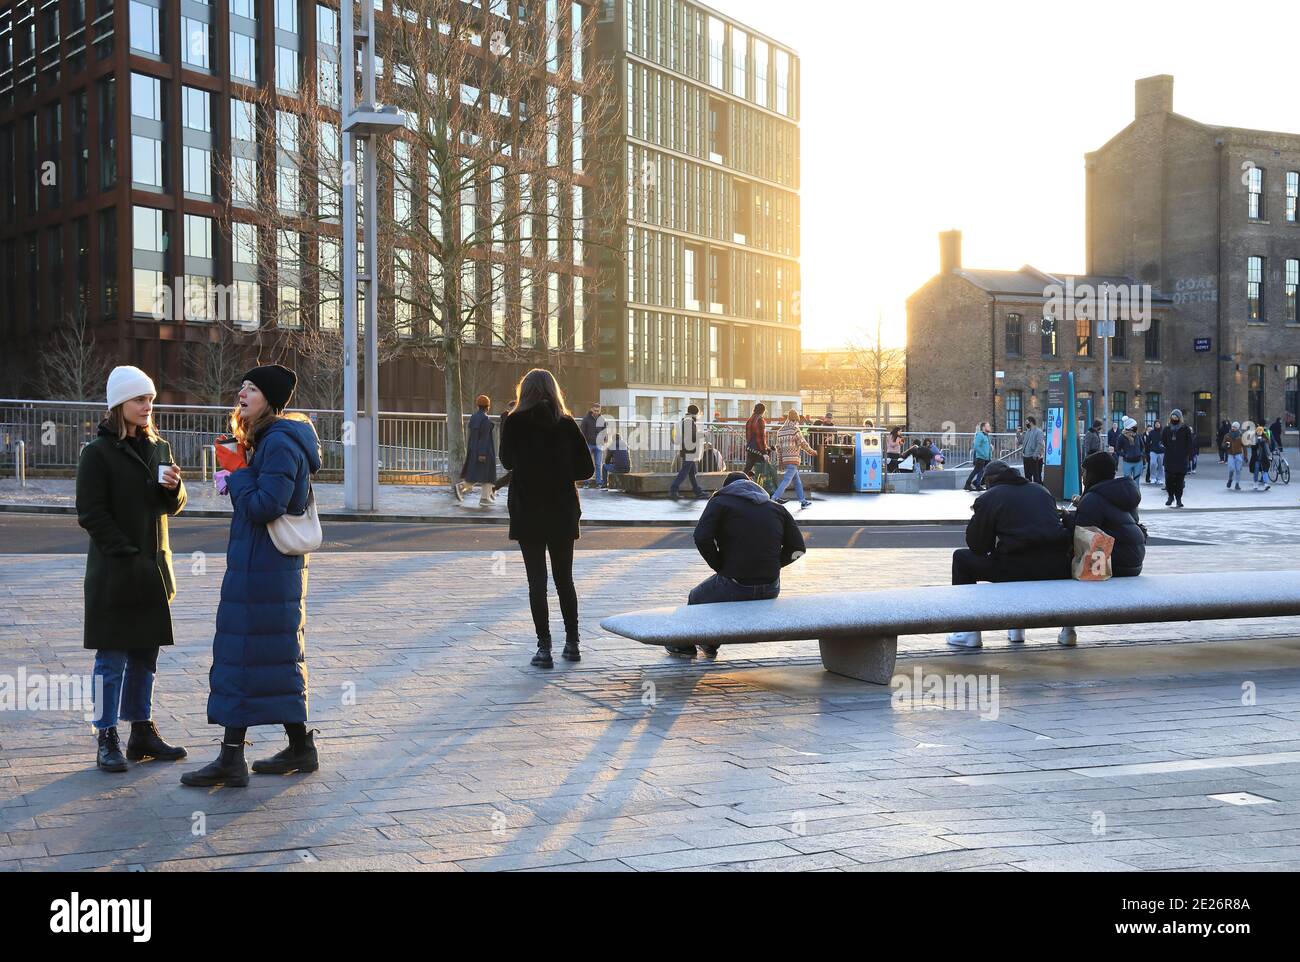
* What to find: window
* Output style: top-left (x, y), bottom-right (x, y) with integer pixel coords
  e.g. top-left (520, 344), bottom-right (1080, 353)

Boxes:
top-left (1247, 165), bottom-right (1263, 218)
top-left (132, 135), bottom-right (163, 188)
top-left (184, 213), bottom-right (212, 259)
top-left (182, 87), bottom-right (210, 131)
top-left (1005, 390), bottom-right (1022, 432)
top-left (232, 155), bottom-right (256, 205)
top-left (181, 17), bottom-right (210, 69)
top-left (730, 28), bottom-right (746, 97)
top-left (231, 99), bottom-right (255, 143)
top-left (1040, 314), bottom-right (1057, 356)
top-left (276, 0), bottom-right (297, 31)
top-left (1111, 392), bottom-right (1126, 429)
top-left (775, 50), bottom-right (790, 116)
top-left (1286, 365), bottom-right (1299, 429)
top-left (1075, 314), bottom-right (1091, 357)
top-left (232, 222), bottom-right (257, 264)
top-left (1004, 313), bottom-right (1021, 356)
top-left (231, 33), bottom-right (257, 84)
top-left (184, 146), bottom-right (212, 195)
top-left (1249, 364), bottom-right (1265, 424)
top-left (573, 275), bottom-right (585, 351)
top-left (276, 46), bottom-right (298, 92)
top-left (1111, 312), bottom-right (1126, 358)
top-left (707, 17), bottom-right (723, 88)
top-left (133, 205), bottom-right (166, 252)
top-left (1145, 317), bottom-right (1160, 360)
top-left (317, 4), bottom-right (338, 46)
top-left (1289, 171), bottom-right (1299, 223)
top-left (131, 73), bottom-right (161, 120)
top-left (98, 77), bottom-right (116, 189)
top-left (133, 269), bottom-right (164, 315)
top-left (1145, 393), bottom-right (1160, 429)
top-left (1287, 259), bottom-right (1298, 323)
top-left (753, 39), bottom-right (769, 108)
top-left (570, 2), bottom-right (583, 81)
top-left (1248, 255), bottom-right (1264, 320)
top-left (129, 1), bottom-right (160, 56)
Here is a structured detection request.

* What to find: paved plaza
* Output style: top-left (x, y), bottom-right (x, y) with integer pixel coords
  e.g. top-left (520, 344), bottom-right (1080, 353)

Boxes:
top-left (4, 493), bottom-right (1300, 872)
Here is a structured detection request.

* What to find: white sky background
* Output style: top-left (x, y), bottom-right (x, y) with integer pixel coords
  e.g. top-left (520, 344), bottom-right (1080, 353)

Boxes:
top-left (715, 0), bottom-right (1300, 349)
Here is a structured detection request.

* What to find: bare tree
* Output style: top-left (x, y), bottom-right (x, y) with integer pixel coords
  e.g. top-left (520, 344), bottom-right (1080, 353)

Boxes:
top-left (177, 328), bottom-right (254, 406)
top-left (36, 308), bottom-right (114, 402)
top-left (845, 314), bottom-right (908, 426)
top-left (215, 0), bottom-right (623, 475)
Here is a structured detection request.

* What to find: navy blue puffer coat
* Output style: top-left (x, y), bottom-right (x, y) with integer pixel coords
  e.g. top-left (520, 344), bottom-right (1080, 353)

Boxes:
top-left (209, 417), bottom-right (322, 727)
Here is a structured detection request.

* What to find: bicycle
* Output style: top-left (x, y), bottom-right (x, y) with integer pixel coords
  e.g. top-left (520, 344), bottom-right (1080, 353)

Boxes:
top-left (1269, 451), bottom-right (1291, 485)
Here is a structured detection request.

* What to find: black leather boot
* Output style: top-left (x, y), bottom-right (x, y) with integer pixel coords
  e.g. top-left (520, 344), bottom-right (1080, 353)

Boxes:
top-left (252, 729), bottom-right (320, 775)
top-left (180, 741), bottom-right (249, 787)
top-left (126, 720), bottom-right (188, 761)
top-left (530, 640), bottom-right (554, 668)
top-left (562, 632), bottom-right (581, 662)
top-left (96, 727), bottom-right (128, 773)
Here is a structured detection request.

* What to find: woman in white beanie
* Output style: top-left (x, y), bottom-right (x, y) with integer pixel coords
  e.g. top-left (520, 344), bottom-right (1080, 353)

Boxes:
top-left (75, 366), bottom-right (188, 772)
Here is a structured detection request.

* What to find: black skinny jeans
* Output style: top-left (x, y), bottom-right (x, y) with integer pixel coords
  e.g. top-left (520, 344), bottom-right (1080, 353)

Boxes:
top-left (519, 536), bottom-right (579, 644)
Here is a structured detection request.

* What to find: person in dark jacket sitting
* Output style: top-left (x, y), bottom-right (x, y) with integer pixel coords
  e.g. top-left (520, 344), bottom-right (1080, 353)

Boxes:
top-left (947, 460), bottom-right (1070, 649)
top-left (1068, 452), bottom-right (1146, 577)
top-left (666, 472), bottom-right (807, 660)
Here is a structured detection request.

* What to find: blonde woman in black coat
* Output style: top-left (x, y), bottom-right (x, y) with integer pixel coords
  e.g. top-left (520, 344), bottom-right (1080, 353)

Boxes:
top-left (498, 369), bottom-right (594, 667)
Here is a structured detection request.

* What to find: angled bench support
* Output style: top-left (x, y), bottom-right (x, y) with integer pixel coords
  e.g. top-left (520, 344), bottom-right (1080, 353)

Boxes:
top-left (818, 635), bottom-right (898, 685)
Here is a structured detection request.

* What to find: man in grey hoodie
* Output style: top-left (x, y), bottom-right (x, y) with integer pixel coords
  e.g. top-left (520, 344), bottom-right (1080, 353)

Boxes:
top-left (1021, 416), bottom-right (1045, 485)
top-left (665, 471), bottom-right (807, 659)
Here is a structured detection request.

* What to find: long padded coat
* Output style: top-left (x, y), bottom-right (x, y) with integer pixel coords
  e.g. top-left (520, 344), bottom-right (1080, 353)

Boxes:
top-left (459, 409), bottom-right (497, 483)
top-left (498, 406), bottom-right (594, 543)
top-left (76, 422), bottom-right (186, 650)
top-left (209, 417), bottom-right (322, 727)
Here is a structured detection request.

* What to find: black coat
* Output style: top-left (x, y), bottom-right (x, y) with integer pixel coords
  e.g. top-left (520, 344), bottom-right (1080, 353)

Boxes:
top-left (460, 409), bottom-right (497, 483)
top-left (693, 479), bottom-right (806, 583)
top-left (967, 474), bottom-right (1070, 560)
top-left (499, 406), bottom-right (595, 542)
top-left (1070, 476), bottom-right (1145, 577)
top-left (1161, 423), bottom-right (1194, 473)
top-left (75, 423), bottom-right (186, 650)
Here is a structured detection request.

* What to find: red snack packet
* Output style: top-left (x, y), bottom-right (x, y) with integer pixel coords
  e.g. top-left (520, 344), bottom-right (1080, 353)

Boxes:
top-left (214, 434), bottom-right (248, 472)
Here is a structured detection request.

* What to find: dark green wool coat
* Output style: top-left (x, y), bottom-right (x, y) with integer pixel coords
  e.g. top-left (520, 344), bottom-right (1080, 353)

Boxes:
top-left (75, 422), bottom-right (187, 650)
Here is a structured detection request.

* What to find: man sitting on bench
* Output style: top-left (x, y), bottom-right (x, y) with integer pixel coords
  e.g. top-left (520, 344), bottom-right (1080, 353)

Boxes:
top-left (665, 471), bottom-right (807, 660)
top-left (947, 460), bottom-right (1071, 649)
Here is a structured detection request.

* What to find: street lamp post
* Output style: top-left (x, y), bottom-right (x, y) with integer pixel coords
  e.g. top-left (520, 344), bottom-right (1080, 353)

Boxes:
top-left (341, 0), bottom-right (406, 511)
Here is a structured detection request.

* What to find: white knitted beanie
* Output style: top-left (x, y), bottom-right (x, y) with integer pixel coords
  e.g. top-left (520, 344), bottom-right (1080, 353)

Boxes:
top-left (106, 366), bottom-right (157, 410)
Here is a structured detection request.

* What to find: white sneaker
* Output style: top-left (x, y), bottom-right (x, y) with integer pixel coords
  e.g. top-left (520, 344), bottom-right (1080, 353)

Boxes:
top-left (1007, 629), bottom-right (1026, 643)
top-left (1058, 627), bottom-right (1078, 647)
top-left (946, 631), bottom-right (983, 648)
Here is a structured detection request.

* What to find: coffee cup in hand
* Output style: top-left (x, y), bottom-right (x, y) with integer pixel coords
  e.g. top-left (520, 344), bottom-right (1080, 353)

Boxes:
top-left (159, 463), bottom-right (180, 488)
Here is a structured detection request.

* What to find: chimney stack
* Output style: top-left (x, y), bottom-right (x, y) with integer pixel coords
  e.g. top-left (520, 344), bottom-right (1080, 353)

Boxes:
top-left (939, 230), bottom-right (962, 274)
top-left (1135, 74), bottom-right (1174, 118)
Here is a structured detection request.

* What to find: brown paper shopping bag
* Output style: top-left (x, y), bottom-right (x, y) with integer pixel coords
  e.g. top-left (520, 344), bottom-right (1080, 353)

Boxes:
top-left (1071, 525), bottom-right (1115, 581)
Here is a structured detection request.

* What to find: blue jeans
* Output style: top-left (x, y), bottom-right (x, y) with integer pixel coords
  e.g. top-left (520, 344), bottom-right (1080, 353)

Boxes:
top-left (586, 445), bottom-right (604, 486)
top-left (670, 459), bottom-right (702, 496)
top-left (1255, 464), bottom-right (1269, 484)
top-left (91, 648), bottom-right (158, 730)
top-left (1122, 459), bottom-right (1144, 481)
top-left (772, 464), bottom-right (807, 502)
top-left (1227, 453), bottom-right (1243, 485)
top-left (688, 573), bottom-right (781, 605)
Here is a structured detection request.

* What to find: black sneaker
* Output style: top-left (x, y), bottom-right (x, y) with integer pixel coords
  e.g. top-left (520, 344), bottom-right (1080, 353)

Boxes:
top-left (126, 720), bottom-right (187, 761)
top-left (252, 730), bottom-right (320, 775)
top-left (1165, 496), bottom-right (1174, 506)
top-left (530, 644), bottom-right (554, 668)
top-left (180, 741), bottom-right (249, 788)
top-left (96, 727), bottom-right (128, 773)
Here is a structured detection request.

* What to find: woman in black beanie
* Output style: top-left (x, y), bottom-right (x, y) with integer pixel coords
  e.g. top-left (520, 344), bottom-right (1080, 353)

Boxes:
top-left (182, 364), bottom-right (324, 787)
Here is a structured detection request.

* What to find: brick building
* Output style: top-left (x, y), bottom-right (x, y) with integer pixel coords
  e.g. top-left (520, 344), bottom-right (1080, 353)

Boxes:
top-left (909, 75), bottom-right (1300, 443)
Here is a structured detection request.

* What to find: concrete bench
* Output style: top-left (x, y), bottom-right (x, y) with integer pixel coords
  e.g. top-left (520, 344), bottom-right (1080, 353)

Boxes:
top-left (610, 471), bottom-right (829, 495)
top-left (600, 572), bottom-right (1300, 684)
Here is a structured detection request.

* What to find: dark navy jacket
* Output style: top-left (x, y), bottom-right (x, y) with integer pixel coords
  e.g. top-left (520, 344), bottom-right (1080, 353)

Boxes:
top-left (1069, 476), bottom-right (1145, 577)
top-left (209, 417), bottom-right (322, 727)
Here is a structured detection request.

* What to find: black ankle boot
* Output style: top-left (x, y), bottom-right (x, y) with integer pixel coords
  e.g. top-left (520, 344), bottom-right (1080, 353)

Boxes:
top-left (531, 641), bottom-right (554, 668)
top-left (562, 632), bottom-right (581, 662)
top-left (96, 727), bottom-right (128, 773)
top-left (180, 741), bottom-right (249, 787)
top-left (252, 730), bottom-right (320, 775)
top-left (126, 720), bottom-right (188, 761)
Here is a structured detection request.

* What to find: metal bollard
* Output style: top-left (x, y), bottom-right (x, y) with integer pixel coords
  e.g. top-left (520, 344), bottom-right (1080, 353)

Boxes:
top-left (15, 439), bottom-right (25, 487)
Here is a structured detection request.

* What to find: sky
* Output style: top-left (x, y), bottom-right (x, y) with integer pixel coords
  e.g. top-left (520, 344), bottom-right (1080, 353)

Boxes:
top-left (712, 0), bottom-right (1300, 349)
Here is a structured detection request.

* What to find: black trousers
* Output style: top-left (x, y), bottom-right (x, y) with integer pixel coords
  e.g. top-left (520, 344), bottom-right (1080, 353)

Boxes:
top-left (1023, 457), bottom-right (1043, 484)
top-left (964, 458), bottom-right (989, 490)
top-left (952, 548), bottom-right (1070, 585)
top-left (494, 469), bottom-right (512, 490)
top-left (743, 450), bottom-right (766, 476)
top-left (518, 536), bottom-right (578, 643)
top-left (1165, 471), bottom-right (1186, 501)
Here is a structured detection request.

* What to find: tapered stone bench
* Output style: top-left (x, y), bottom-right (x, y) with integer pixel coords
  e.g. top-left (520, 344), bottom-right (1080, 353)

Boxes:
top-left (600, 571), bottom-right (1300, 684)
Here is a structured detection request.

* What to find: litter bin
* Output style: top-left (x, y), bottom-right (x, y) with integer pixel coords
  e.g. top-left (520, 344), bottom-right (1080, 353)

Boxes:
top-left (825, 444), bottom-right (855, 493)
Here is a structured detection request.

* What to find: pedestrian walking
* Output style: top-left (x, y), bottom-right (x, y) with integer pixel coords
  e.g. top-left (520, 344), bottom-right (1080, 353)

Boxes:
top-left (669, 404), bottom-right (705, 499)
top-left (454, 394), bottom-right (498, 507)
top-left (664, 472), bottom-right (807, 659)
top-left (964, 421), bottom-right (993, 491)
top-left (1021, 416), bottom-right (1045, 484)
top-left (579, 402), bottom-right (607, 489)
top-left (771, 409), bottom-right (816, 508)
top-left (1216, 420), bottom-right (1231, 463)
top-left (1250, 427), bottom-right (1272, 491)
top-left (76, 366), bottom-right (189, 773)
top-left (1271, 417), bottom-right (1284, 453)
top-left (1081, 420), bottom-right (1105, 461)
top-left (1161, 410), bottom-right (1193, 507)
top-left (1145, 419), bottom-right (1165, 486)
top-left (182, 365), bottom-right (323, 788)
top-left (1115, 417), bottom-right (1145, 481)
top-left (742, 403), bottom-right (769, 477)
top-left (1223, 421), bottom-right (1245, 490)
top-left (498, 368), bottom-right (594, 668)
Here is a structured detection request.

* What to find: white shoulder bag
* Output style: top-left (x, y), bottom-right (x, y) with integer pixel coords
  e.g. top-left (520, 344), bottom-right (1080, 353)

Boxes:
top-left (267, 484), bottom-right (322, 556)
